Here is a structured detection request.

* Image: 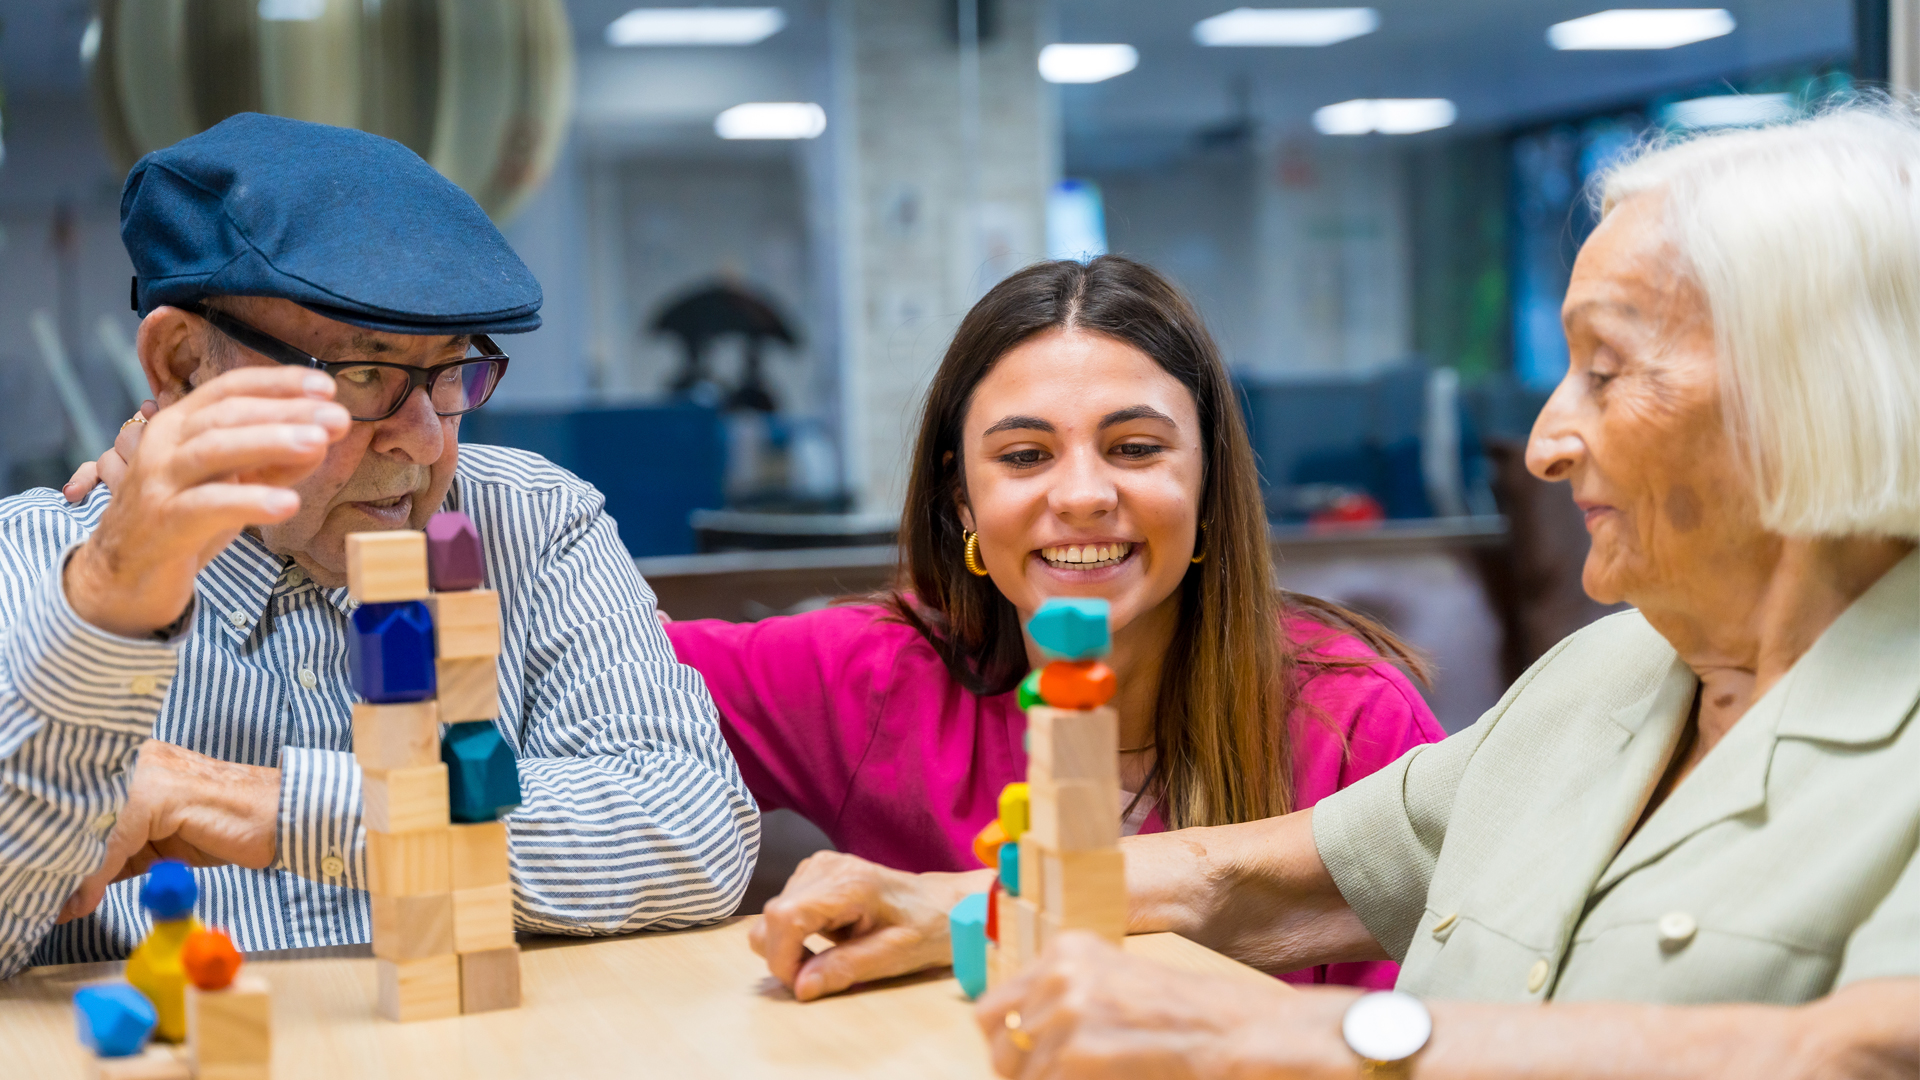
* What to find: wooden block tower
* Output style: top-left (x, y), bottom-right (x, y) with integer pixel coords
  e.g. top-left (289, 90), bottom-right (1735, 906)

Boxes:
top-left (347, 512), bottom-right (522, 1023)
top-left (952, 598), bottom-right (1124, 997)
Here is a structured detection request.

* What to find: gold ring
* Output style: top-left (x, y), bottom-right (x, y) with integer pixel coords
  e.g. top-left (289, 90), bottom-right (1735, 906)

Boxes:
top-left (120, 415), bottom-right (148, 430)
top-left (1004, 1009), bottom-right (1034, 1052)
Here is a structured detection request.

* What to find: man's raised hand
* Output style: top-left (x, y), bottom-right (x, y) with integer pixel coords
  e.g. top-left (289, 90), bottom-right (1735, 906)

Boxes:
top-left (62, 367), bottom-right (348, 638)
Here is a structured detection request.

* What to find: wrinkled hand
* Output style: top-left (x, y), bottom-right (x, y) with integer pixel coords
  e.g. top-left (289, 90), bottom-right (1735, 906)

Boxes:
top-left (749, 850), bottom-right (990, 1001)
top-left (58, 740), bottom-right (280, 923)
top-left (63, 367), bottom-right (348, 638)
top-left (64, 399), bottom-right (156, 503)
top-left (974, 932), bottom-right (1354, 1080)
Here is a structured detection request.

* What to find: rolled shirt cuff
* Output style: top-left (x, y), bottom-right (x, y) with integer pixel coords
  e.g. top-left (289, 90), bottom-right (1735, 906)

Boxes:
top-left (5, 544), bottom-right (186, 745)
top-left (275, 745), bottom-right (365, 891)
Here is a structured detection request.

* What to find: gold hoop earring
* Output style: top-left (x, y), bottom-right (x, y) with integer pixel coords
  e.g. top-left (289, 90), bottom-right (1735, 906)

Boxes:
top-left (1190, 522), bottom-right (1209, 565)
top-left (963, 530), bottom-right (991, 577)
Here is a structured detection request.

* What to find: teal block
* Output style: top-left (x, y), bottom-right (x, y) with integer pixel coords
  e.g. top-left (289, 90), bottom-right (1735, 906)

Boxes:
top-left (998, 842), bottom-right (1020, 896)
top-left (441, 720), bottom-right (522, 823)
top-left (950, 892), bottom-right (989, 1000)
top-left (1026, 597), bottom-right (1110, 660)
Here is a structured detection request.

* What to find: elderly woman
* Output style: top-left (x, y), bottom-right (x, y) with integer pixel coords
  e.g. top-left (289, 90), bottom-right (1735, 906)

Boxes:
top-left (801, 104), bottom-right (1920, 1075)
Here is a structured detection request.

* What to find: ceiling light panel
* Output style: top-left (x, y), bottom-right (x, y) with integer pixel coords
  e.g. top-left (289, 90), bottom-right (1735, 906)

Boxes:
top-left (1038, 43), bottom-right (1140, 84)
top-left (1193, 8), bottom-right (1380, 47)
top-left (1663, 93), bottom-right (1795, 128)
top-left (715, 102), bottom-right (826, 139)
top-left (1547, 9), bottom-right (1734, 50)
top-left (607, 7), bottom-right (788, 47)
top-left (1313, 98), bottom-right (1457, 135)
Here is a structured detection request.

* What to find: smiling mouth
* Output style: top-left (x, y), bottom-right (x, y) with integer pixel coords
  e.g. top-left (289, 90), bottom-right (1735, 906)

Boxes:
top-left (1039, 542), bottom-right (1134, 570)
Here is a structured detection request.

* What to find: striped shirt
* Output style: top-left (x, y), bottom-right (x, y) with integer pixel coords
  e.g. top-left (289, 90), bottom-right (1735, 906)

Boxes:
top-left (0, 443), bottom-right (760, 976)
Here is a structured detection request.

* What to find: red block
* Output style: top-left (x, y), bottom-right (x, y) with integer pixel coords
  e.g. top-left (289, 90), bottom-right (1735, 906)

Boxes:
top-left (986, 877), bottom-right (1002, 943)
top-left (1038, 660), bottom-right (1116, 709)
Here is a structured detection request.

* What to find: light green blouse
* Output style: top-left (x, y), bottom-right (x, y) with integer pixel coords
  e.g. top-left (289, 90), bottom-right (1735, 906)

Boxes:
top-left (1314, 551), bottom-right (1919, 1004)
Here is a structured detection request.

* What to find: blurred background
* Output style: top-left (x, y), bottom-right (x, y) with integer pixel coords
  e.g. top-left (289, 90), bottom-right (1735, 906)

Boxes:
top-left (0, 1), bottom-right (1898, 751)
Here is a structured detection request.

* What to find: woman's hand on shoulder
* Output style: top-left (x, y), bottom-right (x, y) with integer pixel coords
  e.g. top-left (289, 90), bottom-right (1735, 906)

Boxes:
top-left (750, 850), bottom-right (989, 1001)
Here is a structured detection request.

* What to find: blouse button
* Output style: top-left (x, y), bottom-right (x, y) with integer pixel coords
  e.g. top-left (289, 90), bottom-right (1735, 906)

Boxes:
top-left (129, 675), bottom-right (157, 696)
top-left (1657, 911), bottom-right (1698, 950)
top-left (1526, 959), bottom-right (1550, 993)
top-left (297, 668), bottom-right (318, 689)
top-left (1431, 912), bottom-right (1458, 938)
top-left (228, 610), bottom-right (250, 629)
top-left (320, 855), bottom-right (346, 879)
top-left (91, 811), bottom-right (118, 834)
top-left (286, 567), bottom-right (307, 586)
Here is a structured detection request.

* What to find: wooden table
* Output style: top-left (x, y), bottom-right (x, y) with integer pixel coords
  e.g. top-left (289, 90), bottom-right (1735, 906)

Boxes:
top-left (2, 919), bottom-right (1278, 1079)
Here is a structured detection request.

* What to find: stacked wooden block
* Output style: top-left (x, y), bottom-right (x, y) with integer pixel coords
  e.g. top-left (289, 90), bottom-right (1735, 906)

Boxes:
top-left (953, 598), bottom-right (1125, 998)
top-left (347, 512), bottom-right (522, 1023)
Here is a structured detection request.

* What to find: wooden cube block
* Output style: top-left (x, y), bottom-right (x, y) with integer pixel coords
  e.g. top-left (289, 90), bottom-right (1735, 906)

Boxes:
top-left (89, 1046), bottom-right (190, 1080)
top-left (365, 827), bottom-right (450, 897)
top-left (450, 821), bottom-right (511, 889)
top-left (187, 974), bottom-right (270, 1068)
top-left (452, 883), bottom-right (515, 952)
top-left (425, 590), bottom-right (501, 659)
top-left (371, 893), bottom-right (455, 960)
top-left (984, 939), bottom-right (1003, 989)
top-left (1028, 779), bottom-right (1121, 852)
top-left (1025, 706), bottom-right (1119, 786)
top-left (352, 701), bottom-right (440, 771)
top-left (459, 945), bottom-right (522, 1014)
top-left (377, 955), bottom-right (461, 1023)
top-left (1042, 848), bottom-right (1127, 940)
top-left (1017, 833), bottom-right (1045, 908)
top-left (363, 764), bottom-right (450, 833)
top-left (346, 531), bottom-right (429, 603)
top-left (1009, 895), bottom-right (1041, 969)
top-left (435, 657), bottom-right (499, 722)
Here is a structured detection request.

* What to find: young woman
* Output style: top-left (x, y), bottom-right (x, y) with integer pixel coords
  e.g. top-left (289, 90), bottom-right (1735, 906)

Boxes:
top-left (665, 256), bottom-right (1445, 998)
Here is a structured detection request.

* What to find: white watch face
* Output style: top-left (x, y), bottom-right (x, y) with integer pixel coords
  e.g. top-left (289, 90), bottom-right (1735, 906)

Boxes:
top-left (1343, 991), bottom-right (1433, 1063)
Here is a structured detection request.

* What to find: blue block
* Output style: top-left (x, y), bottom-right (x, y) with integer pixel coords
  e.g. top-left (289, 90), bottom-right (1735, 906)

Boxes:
top-left (950, 892), bottom-right (989, 1000)
top-left (1026, 598), bottom-right (1110, 660)
top-left (139, 860), bottom-right (196, 921)
top-left (997, 842), bottom-right (1020, 897)
top-left (75, 984), bottom-right (157, 1058)
top-left (442, 721), bottom-right (523, 823)
top-left (348, 601), bottom-right (436, 703)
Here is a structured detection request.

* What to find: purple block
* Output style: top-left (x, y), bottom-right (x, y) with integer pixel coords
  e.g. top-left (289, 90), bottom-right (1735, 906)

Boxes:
top-left (348, 601), bottom-right (437, 702)
top-left (426, 512), bottom-right (486, 591)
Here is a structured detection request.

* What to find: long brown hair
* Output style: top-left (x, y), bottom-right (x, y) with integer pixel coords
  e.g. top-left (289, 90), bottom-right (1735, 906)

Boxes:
top-left (886, 256), bottom-right (1426, 829)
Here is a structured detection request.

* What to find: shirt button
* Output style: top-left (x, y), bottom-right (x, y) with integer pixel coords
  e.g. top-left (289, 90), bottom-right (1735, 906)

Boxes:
top-left (320, 855), bottom-right (345, 879)
top-left (91, 811), bottom-right (117, 833)
top-left (298, 668), bottom-right (318, 689)
top-left (228, 610), bottom-right (249, 629)
top-left (1526, 958), bottom-right (1550, 993)
top-left (1431, 912), bottom-right (1458, 937)
top-left (129, 675), bottom-right (157, 696)
top-left (286, 567), bottom-right (307, 585)
top-left (1657, 911), bottom-right (1698, 949)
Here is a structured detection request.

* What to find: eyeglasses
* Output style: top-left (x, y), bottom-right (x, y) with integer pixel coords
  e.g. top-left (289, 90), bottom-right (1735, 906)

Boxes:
top-left (190, 303), bottom-right (511, 422)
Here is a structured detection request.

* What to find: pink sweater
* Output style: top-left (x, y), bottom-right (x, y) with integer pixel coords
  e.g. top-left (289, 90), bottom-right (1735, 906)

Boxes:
top-left (666, 603), bottom-right (1444, 989)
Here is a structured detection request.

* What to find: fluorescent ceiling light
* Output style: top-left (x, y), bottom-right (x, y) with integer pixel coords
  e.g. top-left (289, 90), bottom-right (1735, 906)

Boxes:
top-left (1038, 43), bottom-right (1139, 84)
top-left (1193, 8), bottom-right (1379, 47)
top-left (1663, 93), bottom-right (1795, 128)
top-left (258, 0), bottom-right (327, 20)
top-left (1547, 9), bottom-right (1734, 50)
top-left (1313, 98), bottom-right (1456, 135)
top-left (715, 102), bottom-right (826, 139)
top-left (607, 7), bottom-right (787, 46)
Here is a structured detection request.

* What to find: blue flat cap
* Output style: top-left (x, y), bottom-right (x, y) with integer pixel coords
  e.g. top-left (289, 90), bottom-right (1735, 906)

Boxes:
top-left (122, 113), bottom-right (542, 335)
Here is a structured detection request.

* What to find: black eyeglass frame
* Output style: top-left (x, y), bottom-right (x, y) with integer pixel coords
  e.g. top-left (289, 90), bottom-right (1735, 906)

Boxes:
top-left (188, 302), bottom-right (511, 422)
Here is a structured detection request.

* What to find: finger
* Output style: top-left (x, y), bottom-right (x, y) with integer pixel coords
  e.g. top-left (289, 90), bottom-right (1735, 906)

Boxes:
top-left (140, 399), bottom-right (159, 420)
top-left (98, 448), bottom-right (130, 494)
top-left (792, 923), bottom-right (929, 1001)
top-left (164, 483), bottom-right (303, 531)
top-left (62, 461), bottom-right (100, 504)
top-left (164, 424), bottom-right (334, 490)
top-left (172, 395), bottom-right (351, 444)
top-left (178, 366), bottom-right (336, 408)
top-left (114, 416), bottom-right (146, 462)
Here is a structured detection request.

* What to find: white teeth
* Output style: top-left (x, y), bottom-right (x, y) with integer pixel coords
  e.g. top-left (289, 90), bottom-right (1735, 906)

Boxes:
top-left (1040, 542), bottom-right (1132, 568)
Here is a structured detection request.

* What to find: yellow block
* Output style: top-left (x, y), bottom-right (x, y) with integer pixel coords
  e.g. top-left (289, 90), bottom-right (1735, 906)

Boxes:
top-left (125, 917), bottom-right (203, 1043)
top-left (997, 782), bottom-right (1030, 840)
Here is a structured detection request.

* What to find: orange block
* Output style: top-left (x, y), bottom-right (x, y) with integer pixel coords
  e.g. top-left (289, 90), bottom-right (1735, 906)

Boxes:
top-left (181, 928), bottom-right (242, 991)
top-left (1038, 660), bottom-right (1116, 709)
top-left (971, 819), bottom-right (1008, 868)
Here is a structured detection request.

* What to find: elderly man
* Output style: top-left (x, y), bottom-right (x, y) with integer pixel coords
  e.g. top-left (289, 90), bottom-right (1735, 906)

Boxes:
top-left (0, 113), bottom-right (758, 977)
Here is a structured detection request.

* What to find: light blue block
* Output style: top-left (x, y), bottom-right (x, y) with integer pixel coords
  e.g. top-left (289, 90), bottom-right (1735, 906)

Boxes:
top-left (75, 984), bottom-right (156, 1058)
top-left (1026, 597), bottom-right (1110, 660)
top-left (998, 842), bottom-right (1020, 896)
top-left (950, 892), bottom-right (989, 1000)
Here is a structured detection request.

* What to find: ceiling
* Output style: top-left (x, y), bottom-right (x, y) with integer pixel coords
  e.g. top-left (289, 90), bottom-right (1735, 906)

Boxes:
top-left (2, 0), bottom-right (1856, 162)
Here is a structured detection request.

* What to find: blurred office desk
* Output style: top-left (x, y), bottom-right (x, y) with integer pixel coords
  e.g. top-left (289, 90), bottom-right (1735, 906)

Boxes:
top-left (0, 918), bottom-right (1275, 1080)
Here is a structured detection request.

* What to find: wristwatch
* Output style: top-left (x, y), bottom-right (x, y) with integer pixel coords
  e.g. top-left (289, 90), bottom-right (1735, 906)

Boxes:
top-left (1341, 990), bottom-right (1432, 1077)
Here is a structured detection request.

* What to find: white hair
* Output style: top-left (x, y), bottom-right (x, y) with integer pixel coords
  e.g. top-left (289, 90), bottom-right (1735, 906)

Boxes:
top-left (1599, 98), bottom-right (1920, 540)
